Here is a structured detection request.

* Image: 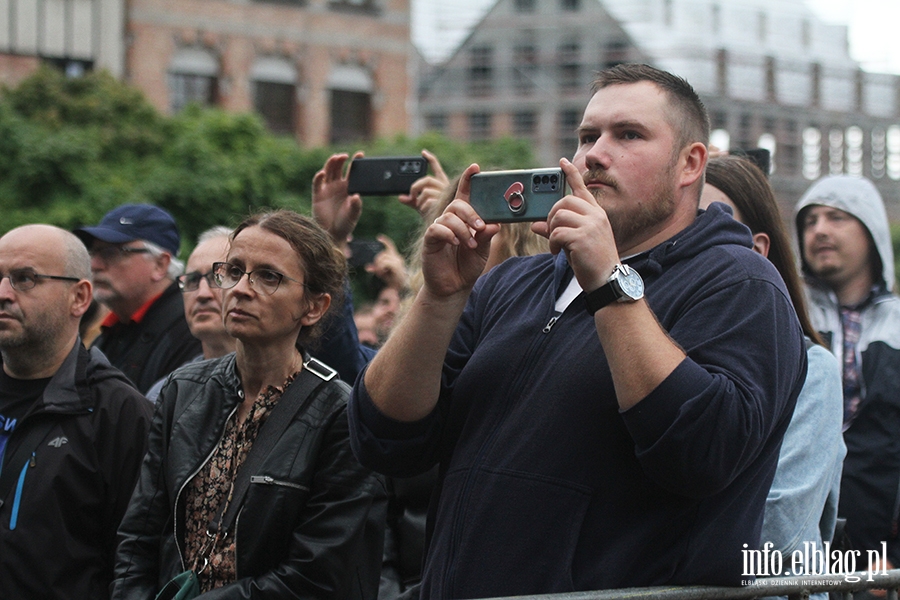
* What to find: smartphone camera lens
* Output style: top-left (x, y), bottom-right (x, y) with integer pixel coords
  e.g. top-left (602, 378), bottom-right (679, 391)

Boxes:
top-left (532, 175), bottom-right (541, 185)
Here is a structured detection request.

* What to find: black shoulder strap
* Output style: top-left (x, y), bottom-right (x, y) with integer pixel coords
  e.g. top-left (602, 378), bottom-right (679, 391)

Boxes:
top-left (209, 357), bottom-right (337, 536)
top-left (0, 419), bottom-right (55, 511)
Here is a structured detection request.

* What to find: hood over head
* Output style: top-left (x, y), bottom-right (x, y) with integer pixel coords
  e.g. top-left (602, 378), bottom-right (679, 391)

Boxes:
top-left (794, 175), bottom-right (893, 292)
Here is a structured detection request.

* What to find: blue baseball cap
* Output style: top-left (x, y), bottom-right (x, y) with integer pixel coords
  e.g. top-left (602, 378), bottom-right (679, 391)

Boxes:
top-left (75, 204), bottom-right (180, 255)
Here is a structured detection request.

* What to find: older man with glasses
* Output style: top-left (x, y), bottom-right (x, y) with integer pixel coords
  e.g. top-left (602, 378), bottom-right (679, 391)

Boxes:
top-left (74, 204), bottom-right (201, 394)
top-left (0, 224), bottom-right (153, 599)
top-left (145, 226), bottom-right (236, 402)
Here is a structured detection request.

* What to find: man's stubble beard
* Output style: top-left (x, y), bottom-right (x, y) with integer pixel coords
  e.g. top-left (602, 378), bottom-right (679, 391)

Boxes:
top-left (0, 300), bottom-right (69, 355)
top-left (592, 159), bottom-right (678, 247)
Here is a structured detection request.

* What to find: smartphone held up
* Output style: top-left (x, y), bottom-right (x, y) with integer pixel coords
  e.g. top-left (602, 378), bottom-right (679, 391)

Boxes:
top-left (468, 168), bottom-right (566, 223)
top-left (347, 156), bottom-right (428, 196)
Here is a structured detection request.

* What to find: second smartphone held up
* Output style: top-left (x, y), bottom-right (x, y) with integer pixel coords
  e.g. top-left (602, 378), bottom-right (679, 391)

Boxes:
top-left (347, 156), bottom-right (428, 196)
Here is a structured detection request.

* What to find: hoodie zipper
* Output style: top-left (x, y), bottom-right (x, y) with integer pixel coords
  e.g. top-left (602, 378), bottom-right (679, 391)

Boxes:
top-left (446, 303), bottom-right (567, 594)
top-left (9, 452), bottom-right (35, 530)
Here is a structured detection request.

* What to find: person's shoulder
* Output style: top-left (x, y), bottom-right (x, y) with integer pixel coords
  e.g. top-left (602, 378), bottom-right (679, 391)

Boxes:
top-left (166, 353), bottom-right (234, 384)
top-left (83, 350), bottom-right (154, 416)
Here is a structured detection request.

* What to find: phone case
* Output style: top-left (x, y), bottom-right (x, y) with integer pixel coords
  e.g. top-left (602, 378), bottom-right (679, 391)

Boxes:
top-left (468, 168), bottom-right (566, 222)
top-left (347, 157), bottom-right (428, 195)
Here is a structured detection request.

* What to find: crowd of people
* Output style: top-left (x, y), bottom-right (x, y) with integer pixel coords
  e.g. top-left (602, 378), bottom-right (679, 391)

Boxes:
top-left (0, 62), bottom-right (897, 600)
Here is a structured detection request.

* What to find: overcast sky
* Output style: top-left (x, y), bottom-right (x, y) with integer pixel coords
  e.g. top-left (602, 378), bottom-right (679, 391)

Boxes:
top-left (412, 0), bottom-right (900, 75)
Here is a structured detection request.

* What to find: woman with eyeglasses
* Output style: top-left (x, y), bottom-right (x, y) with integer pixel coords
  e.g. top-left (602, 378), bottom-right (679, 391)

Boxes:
top-left (111, 210), bottom-right (386, 599)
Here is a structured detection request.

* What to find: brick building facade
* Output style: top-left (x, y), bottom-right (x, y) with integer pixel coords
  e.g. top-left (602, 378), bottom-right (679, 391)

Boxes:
top-left (0, 0), bottom-right (413, 146)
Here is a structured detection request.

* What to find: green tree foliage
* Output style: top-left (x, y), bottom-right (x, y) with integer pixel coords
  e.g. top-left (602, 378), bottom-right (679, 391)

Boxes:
top-left (0, 67), bottom-right (535, 265)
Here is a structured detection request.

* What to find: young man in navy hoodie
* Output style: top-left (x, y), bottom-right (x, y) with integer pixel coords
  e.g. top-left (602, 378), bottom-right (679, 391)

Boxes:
top-left (349, 63), bottom-right (807, 598)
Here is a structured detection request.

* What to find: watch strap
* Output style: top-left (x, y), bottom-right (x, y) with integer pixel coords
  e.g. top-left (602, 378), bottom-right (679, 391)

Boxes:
top-left (584, 282), bottom-right (619, 315)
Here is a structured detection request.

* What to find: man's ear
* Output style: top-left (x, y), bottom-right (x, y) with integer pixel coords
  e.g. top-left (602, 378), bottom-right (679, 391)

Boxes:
top-left (70, 280), bottom-right (93, 319)
top-left (751, 232), bottom-right (771, 258)
top-left (679, 142), bottom-right (708, 189)
top-left (300, 293), bottom-right (332, 327)
top-left (151, 252), bottom-right (172, 282)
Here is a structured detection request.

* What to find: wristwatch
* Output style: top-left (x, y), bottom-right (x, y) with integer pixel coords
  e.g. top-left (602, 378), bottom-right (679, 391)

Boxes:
top-left (584, 264), bottom-right (644, 315)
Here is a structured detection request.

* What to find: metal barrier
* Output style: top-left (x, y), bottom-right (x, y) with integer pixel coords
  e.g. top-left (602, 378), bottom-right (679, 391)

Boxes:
top-left (482, 569), bottom-right (900, 600)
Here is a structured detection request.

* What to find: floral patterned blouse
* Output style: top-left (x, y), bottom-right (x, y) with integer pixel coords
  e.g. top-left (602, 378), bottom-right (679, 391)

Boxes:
top-left (183, 371), bottom-right (299, 592)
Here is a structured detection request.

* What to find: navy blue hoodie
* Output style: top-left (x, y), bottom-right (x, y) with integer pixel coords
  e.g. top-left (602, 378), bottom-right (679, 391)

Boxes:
top-left (350, 203), bottom-right (807, 598)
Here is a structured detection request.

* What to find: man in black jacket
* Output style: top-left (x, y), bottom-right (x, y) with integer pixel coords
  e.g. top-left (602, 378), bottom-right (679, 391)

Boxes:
top-left (75, 204), bottom-right (201, 393)
top-left (0, 224), bottom-right (154, 599)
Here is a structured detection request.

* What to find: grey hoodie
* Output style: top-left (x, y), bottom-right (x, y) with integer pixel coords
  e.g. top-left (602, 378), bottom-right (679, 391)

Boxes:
top-left (794, 175), bottom-right (900, 565)
top-left (795, 174), bottom-right (894, 292)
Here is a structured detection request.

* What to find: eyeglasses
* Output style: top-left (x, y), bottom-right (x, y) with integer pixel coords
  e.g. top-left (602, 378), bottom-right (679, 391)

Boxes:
top-left (212, 262), bottom-right (305, 295)
top-left (0, 269), bottom-right (81, 291)
top-left (177, 270), bottom-right (216, 293)
top-left (89, 245), bottom-right (151, 263)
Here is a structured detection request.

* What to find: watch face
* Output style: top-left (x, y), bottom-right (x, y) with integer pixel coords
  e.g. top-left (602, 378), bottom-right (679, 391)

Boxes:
top-left (617, 265), bottom-right (644, 300)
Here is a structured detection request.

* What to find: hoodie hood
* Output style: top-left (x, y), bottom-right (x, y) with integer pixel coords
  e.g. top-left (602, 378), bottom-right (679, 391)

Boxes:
top-left (640, 201), bottom-right (754, 273)
top-left (794, 175), bottom-right (894, 292)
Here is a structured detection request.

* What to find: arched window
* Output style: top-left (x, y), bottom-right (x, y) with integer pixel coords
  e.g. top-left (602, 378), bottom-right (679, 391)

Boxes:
top-left (169, 48), bottom-right (219, 112)
top-left (328, 64), bottom-right (373, 144)
top-left (251, 57), bottom-right (298, 135)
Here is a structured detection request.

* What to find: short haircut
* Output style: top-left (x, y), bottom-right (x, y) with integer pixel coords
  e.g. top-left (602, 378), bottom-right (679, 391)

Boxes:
top-left (142, 240), bottom-right (184, 280)
top-left (705, 155), bottom-right (822, 346)
top-left (231, 210), bottom-right (346, 347)
top-left (591, 63), bottom-right (710, 152)
top-left (196, 226), bottom-right (232, 246)
top-left (60, 229), bottom-right (92, 281)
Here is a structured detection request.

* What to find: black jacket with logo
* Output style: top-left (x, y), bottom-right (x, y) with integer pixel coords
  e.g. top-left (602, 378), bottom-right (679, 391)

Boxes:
top-left (111, 353), bottom-right (387, 600)
top-left (0, 341), bottom-right (153, 599)
top-left (94, 281), bottom-right (202, 394)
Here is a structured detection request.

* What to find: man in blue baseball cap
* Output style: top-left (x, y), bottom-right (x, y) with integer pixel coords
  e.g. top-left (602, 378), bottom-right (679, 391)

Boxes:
top-left (74, 204), bottom-right (201, 393)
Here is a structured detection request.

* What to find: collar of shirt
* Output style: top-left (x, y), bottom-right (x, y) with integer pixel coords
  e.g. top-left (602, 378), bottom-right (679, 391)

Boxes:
top-left (101, 291), bottom-right (165, 328)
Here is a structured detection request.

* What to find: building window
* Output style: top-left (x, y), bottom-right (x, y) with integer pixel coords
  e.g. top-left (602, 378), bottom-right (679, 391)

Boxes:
top-left (331, 90), bottom-right (371, 143)
top-left (254, 82), bottom-right (295, 135)
top-left (802, 126), bottom-right (822, 180)
top-left (557, 42), bottom-right (581, 92)
top-left (328, 63), bottom-right (374, 143)
top-left (469, 112), bottom-right (492, 140)
top-left (846, 126), bottom-right (864, 176)
top-left (603, 41), bottom-right (628, 69)
top-left (871, 127), bottom-right (886, 179)
top-left (425, 113), bottom-right (447, 133)
top-left (515, 0), bottom-right (536, 12)
top-left (169, 74), bottom-right (217, 112)
top-left (328, 0), bottom-right (377, 12)
top-left (468, 46), bottom-right (493, 97)
top-left (888, 125), bottom-right (900, 180)
top-left (513, 111), bottom-right (537, 137)
top-left (558, 108), bottom-right (580, 158)
top-left (44, 58), bottom-right (93, 78)
top-left (513, 42), bottom-right (538, 95)
top-left (711, 111), bottom-right (727, 130)
top-left (780, 144), bottom-right (800, 175)
top-left (169, 48), bottom-right (219, 112)
top-left (251, 57), bottom-right (297, 135)
top-left (561, 0), bottom-right (579, 10)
